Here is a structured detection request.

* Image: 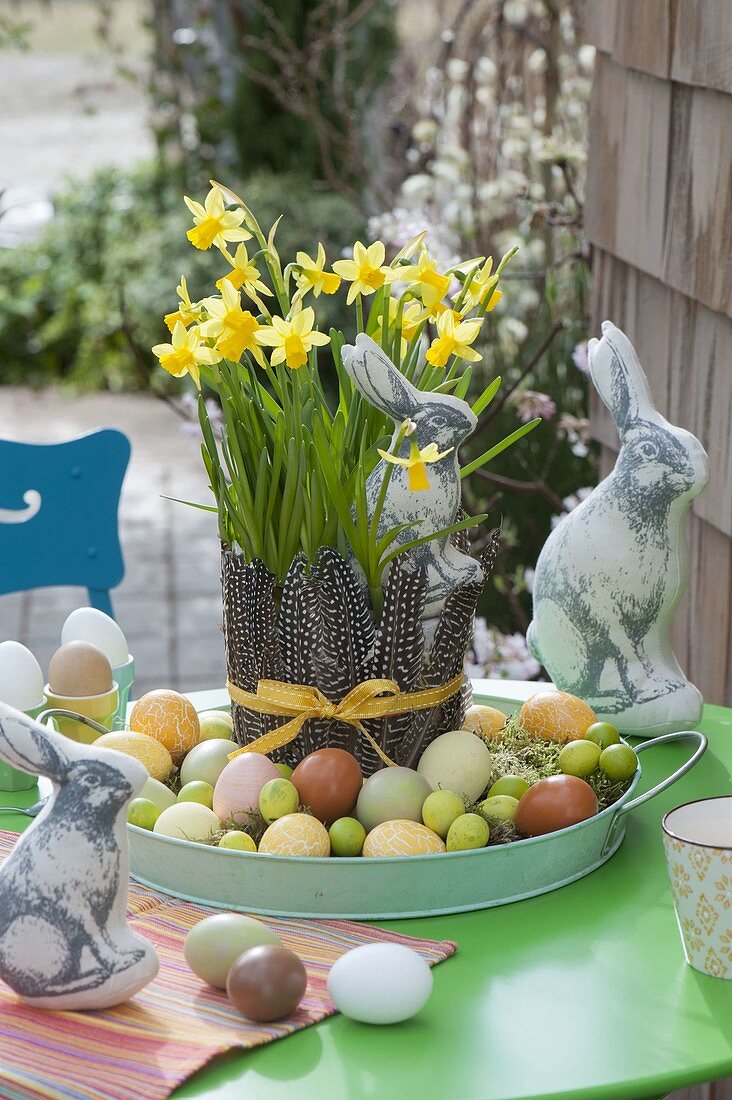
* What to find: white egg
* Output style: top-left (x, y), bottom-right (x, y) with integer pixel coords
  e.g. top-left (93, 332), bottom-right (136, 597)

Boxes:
top-left (326, 943), bottom-right (433, 1025)
top-left (417, 730), bottom-right (493, 802)
top-left (153, 802), bottom-right (220, 843)
top-left (61, 608), bottom-right (129, 667)
top-left (0, 641), bottom-right (45, 711)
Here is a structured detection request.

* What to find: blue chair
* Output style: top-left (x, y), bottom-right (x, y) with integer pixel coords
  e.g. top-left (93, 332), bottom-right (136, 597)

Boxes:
top-left (0, 430), bottom-right (130, 617)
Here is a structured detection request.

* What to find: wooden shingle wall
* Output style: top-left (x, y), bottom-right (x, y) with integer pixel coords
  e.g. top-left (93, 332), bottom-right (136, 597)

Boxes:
top-left (584, 2), bottom-right (732, 707)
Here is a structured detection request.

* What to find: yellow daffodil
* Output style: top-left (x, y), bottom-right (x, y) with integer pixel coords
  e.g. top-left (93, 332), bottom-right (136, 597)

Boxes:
top-left (152, 321), bottom-right (221, 389)
top-left (255, 307), bottom-right (330, 370)
top-left (400, 247), bottom-right (451, 310)
top-left (184, 185), bottom-right (252, 251)
top-left (216, 243), bottom-right (272, 300)
top-left (295, 243), bottom-right (341, 298)
top-left (425, 311), bottom-right (484, 368)
top-left (200, 280), bottom-right (266, 366)
top-left (164, 276), bottom-right (201, 333)
top-left (378, 439), bottom-right (453, 492)
top-left (372, 298), bottom-right (426, 356)
top-left (332, 241), bottom-right (395, 304)
top-left (463, 257), bottom-right (503, 313)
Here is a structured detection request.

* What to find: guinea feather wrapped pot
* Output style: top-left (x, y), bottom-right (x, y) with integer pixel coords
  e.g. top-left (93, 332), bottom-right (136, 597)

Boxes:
top-left (221, 538), bottom-right (498, 776)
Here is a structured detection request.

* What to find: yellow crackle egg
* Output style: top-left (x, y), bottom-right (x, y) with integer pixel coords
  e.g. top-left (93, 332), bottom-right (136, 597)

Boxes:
top-left (95, 730), bottom-right (173, 781)
top-left (258, 813), bottom-right (331, 857)
top-left (129, 689), bottom-right (200, 764)
top-left (518, 690), bottom-right (597, 743)
top-left (462, 704), bottom-right (508, 740)
top-left (363, 820), bottom-right (446, 858)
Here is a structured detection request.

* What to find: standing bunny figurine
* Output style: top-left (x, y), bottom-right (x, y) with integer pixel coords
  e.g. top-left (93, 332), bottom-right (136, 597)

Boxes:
top-left (341, 333), bottom-right (482, 617)
top-left (0, 703), bottom-right (159, 1009)
top-left (527, 321), bottom-right (709, 737)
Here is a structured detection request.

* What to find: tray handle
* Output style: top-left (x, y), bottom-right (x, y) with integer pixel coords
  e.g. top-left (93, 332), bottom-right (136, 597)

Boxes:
top-left (602, 730), bottom-right (707, 855)
top-left (36, 709), bottom-right (111, 740)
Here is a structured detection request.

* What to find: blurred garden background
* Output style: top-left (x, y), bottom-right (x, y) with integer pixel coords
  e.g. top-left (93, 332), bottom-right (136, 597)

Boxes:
top-left (0, 0), bottom-right (599, 689)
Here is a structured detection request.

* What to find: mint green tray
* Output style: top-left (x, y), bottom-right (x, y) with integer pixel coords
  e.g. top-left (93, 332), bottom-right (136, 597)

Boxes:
top-left (128, 700), bottom-right (706, 919)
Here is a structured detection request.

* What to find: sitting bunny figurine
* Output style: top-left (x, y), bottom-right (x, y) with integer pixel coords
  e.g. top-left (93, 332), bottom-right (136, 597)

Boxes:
top-left (0, 703), bottom-right (159, 1009)
top-left (527, 322), bottom-right (709, 737)
top-left (341, 333), bottom-right (482, 617)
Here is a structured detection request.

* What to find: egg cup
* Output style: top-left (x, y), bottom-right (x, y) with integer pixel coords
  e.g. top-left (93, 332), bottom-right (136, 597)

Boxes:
top-left (111, 655), bottom-right (134, 728)
top-left (43, 683), bottom-right (119, 744)
top-left (0, 698), bottom-right (46, 792)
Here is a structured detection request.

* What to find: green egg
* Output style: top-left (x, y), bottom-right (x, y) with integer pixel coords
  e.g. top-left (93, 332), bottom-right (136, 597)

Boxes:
top-left (488, 775), bottom-right (530, 801)
top-left (128, 797), bottom-right (160, 831)
top-left (446, 813), bottom-right (489, 851)
top-left (558, 739), bottom-right (601, 778)
top-left (421, 790), bottom-right (465, 839)
top-left (477, 794), bottom-right (519, 824)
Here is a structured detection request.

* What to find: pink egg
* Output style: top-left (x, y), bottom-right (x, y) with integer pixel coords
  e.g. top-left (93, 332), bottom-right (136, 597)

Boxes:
top-left (213, 752), bottom-right (280, 825)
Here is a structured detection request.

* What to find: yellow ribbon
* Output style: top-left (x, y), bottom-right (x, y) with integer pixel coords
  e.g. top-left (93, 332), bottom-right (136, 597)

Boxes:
top-left (226, 671), bottom-right (465, 767)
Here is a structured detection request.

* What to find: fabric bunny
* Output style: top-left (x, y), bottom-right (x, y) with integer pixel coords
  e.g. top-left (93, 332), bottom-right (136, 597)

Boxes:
top-left (340, 333), bottom-right (482, 617)
top-left (527, 321), bottom-right (709, 737)
top-left (0, 703), bottom-right (159, 1009)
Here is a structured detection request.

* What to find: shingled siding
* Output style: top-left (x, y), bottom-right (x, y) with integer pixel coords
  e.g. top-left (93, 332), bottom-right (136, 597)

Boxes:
top-left (584, 0), bottom-right (732, 709)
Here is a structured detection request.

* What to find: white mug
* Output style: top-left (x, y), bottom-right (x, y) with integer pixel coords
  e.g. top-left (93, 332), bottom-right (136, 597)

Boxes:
top-left (662, 796), bottom-right (732, 979)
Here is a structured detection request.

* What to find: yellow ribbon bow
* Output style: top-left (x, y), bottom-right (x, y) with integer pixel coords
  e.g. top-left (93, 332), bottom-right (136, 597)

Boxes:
top-left (227, 671), bottom-right (465, 766)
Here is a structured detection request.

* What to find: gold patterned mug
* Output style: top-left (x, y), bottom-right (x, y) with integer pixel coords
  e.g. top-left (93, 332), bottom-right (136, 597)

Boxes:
top-left (662, 797), bottom-right (732, 979)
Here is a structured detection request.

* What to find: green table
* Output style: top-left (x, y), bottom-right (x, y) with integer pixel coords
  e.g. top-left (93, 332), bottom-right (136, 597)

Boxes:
top-left (3, 686), bottom-right (732, 1100)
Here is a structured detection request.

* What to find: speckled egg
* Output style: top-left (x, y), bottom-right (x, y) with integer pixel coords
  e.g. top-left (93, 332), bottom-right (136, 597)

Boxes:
top-left (362, 820), bottom-right (446, 857)
top-left (129, 689), bottom-right (201, 764)
top-left (213, 752), bottom-right (280, 826)
top-left (417, 730), bottom-right (492, 802)
top-left (95, 730), bottom-right (173, 781)
top-left (258, 813), bottom-right (331, 857)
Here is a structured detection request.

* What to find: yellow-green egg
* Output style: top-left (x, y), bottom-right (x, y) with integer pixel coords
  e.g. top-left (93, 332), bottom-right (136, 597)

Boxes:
top-left (446, 813), bottom-right (489, 851)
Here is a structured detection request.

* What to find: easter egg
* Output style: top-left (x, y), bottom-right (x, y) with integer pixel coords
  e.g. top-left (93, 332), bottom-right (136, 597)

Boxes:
top-left (362, 819), bottom-right (446, 857)
top-left (258, 813), bottom-right (330, 857)
top-left (129, 689), bottom-right (200, 764)
top-left (95, 730), bottom-right (173, 781)
top-left (477, 794), bottom-right (519, 824)
top-left (515, 775), bottom-right (599, 837)
top-left (48, 641), bottom-right (112, 697)
top-left (127, 798), bottom-right (160, 831)
top-left (329, 817), bottom-right (366, 857)
top-left (462, 704), bottom-right (508, 739)
top-left (141, 776), bottom-right (177, 812)
top-left (0, 641), bottom-right (45, 710)
top-left (259, 778), bottom-right (300, 823)
top-left (421, 790), bottom-right (465, 839)
top-left (291, 748), bottom-right (363, 825)
top-left (213, 752), bottom-right (280, 826)
top-left (184, 913), bottom-right (281, 988)
top-left (356, 767), bottom-right (431, 833)
top-left (61, 607), bottom-right (129, 667)
top-left (446, 813), bottom-right (489, 851)
top-left (417, 730), bottom-right (492, 802)
top-left (518, 690), bottom-right (597, 743)
top-left (153, 802), bottom-right (220, 843)
top-left (180, 739), bottom-right (233, 787)
top-left (559, 739), bottom-right (601, 777)
top-left (488, 775), bottom-right (530, 801)
top-left (327, 943), bottom-right (433, 1024)
top-left (599, 743), bottom-right (638, 781)
top-left (276, 763), bottom-right (294, 780)
top-left (219, 830), bottom-right (257, 852)
top-left (585, 721), bottom-right (621, 749)
top-left (198, 710), bottom-right (235, 741)
top-left (178, 781), bottom-right (214, 808)
top-left (227, 945), bottom-right (307, 1022)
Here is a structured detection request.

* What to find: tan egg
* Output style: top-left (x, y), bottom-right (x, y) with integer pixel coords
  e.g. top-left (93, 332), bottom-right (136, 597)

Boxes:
top-left (518, 690), bottom-right (598, 743)
top-left (95, 731), bottom-right (174, 781)
top-left (258, 814), bottom-right (331, 857)
top-left (129, 689), bottom-right (200, 764)
top-left (462, 704), bottom-right (508, 740)
top-left (48, 641), bottom-right (113, 697)
top-left (363, 820), bottom-right (446, 858)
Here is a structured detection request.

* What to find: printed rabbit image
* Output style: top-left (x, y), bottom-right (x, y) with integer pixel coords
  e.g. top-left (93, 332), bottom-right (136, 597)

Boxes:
top-left (527, 321), bottom-right (709, 737)
top-left (0, 703), bottom-right (159, 1009)
top-left (341, 333), bottom-right (482, 617)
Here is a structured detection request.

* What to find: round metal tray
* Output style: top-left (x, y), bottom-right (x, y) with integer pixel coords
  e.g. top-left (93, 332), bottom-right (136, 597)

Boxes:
top-left (128, 717), bottom-right (706, 920)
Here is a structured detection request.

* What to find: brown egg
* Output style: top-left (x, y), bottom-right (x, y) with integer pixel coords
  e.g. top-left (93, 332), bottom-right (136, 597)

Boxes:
top-left (515, 775), bottom-right (599, 837)
top-left (48, 641), bottom-right (113, 697)
top-left (226, 945), bottom-right (307, 1022)
top-left (291, 748), bottom-right (363, 825)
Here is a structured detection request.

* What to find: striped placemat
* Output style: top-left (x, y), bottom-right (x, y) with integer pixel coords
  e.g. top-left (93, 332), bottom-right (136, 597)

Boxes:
top-left (0, 831), bottom-right (457, 1100)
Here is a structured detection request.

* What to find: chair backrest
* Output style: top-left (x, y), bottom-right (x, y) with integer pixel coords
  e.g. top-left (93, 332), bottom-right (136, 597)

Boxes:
top-left (0, 430), bottom-right (130, 618)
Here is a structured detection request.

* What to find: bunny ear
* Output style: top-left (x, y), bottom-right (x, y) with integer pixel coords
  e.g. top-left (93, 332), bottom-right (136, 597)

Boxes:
top-left (0, 703), bottom-right (72, 781)
top-left (341, 334), bottom-right (420, 421)
top-left (589, 321), bottom-right (657, 438)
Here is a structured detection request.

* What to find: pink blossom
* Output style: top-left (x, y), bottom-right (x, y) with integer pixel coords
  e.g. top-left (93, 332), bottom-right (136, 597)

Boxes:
top-left (512, 389), bottom-right (556, 423)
